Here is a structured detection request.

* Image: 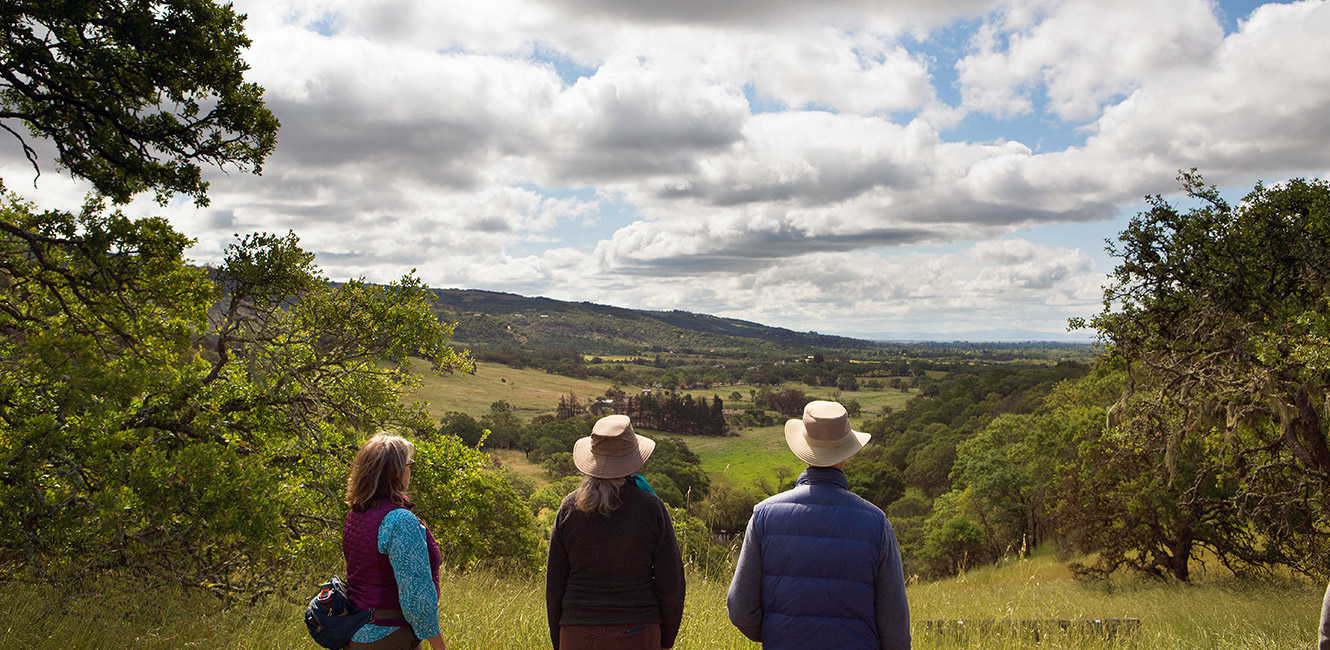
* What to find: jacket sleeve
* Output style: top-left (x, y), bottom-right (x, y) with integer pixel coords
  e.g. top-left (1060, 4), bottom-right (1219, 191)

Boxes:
top-left (875, 521), bottom-right (911, 650)
top-left (1320, 580), bottom-right (1330, 650)
top-left (545, 504), bottom-right (570, 650)
top-left (653, 501), bottom-right (687, 648)
top-left (380, 509), bottom-right (442, 640)
top-left (726, 513), bottom-right (763, 642)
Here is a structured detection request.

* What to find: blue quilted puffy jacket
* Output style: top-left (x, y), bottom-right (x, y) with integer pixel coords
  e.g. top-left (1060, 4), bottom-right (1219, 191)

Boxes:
top-left (748, 467), bottom-right (893, 649)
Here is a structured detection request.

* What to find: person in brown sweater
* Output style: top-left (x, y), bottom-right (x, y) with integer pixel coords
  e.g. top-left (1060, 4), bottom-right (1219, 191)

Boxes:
top-left (545, 414), bottom-right (686, 650)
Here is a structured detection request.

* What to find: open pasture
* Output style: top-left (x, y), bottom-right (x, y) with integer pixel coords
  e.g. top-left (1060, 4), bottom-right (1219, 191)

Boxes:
top-left (654, 424), bottom-right (793, 490)
top-left (406, 361), bottom-right (618, 419)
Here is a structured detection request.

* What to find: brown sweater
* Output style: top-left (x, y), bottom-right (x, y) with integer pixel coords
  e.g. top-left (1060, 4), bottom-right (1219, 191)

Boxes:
top-left (545, 482), bottom-right (686, 649)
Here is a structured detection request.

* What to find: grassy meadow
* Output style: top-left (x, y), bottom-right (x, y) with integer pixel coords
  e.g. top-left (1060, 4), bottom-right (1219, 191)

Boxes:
top-left (406, 361), bottom-right (620, 419)
top-left (5, 552), bottom-right (1322, 649)
top-left (406, 360), bottom-right (916, 489)
top-left (406, 360), bottom-right (916, 423)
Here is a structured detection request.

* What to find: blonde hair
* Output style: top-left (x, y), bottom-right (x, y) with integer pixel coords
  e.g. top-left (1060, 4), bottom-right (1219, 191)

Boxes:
top-left (346, 433), bottom-right (415, 512)
top-left (574, 475), bottom-right (625, 516)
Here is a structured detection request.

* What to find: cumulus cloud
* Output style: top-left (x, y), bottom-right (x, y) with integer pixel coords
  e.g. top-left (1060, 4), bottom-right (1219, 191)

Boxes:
top-left (1079, 0), bottom-right (1330, 185)
top-left (956, 0), bottom-right (1224, 122)
top-left (537, 0), bottom-right (997, 28)
top-left (555, 238), bottom-right (1101, 335)
top-left (5, 0), bottom-right (1329, 337)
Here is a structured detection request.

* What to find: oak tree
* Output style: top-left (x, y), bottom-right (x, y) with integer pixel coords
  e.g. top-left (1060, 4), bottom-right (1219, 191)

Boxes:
top-left (1, 0), bottom-right (279, 205)
top-left (1075, 171), bottom-right (1330, 577)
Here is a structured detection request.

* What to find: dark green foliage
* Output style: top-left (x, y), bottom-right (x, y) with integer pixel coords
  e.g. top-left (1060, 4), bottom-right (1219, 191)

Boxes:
top-left (541, 452), bottom-right (577, 478)
top-left (0, 0), bottom-right (279, 206)
top-left (0, 0), bottom-right (543, 593)
top-left (670, 506), bottom-right (733, 579)
top-left (643, 472), bottom-right (685, 506)
top-left (0, 191), bottom-right (522, 589)
top-left (526, 419), bottom-right (586, 464)
top-left (528, 476), bottom-right (581, 517)
top-left (861, 363), bottom-right (1090, 498)
top-left (944, 363), bottom-right (1284, 582)
top-left (480, 402), bottom-right (524, 450)
top-left (438, 411), bottom-right (486, 447)
top-left (923, 514), bottom-right (987, 575)
top-left (756, 388), bottom-right (809, 417)
top-left (689, 482), bottom-right (762, 535)
top-left (409, 435), bottom-right (542, 573)
top-left (1076, 172), bottom-right (1330, 579)
top-left (646, 437), bottom-right (711, 505)
top-left (845, 446), bottom-right (905, 511)
top-left (616, 392), bottom-right (728, 436)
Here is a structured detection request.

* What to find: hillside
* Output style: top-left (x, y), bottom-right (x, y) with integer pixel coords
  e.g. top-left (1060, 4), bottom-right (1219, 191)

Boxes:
top-left (430, 288), bottom-right (880, 355)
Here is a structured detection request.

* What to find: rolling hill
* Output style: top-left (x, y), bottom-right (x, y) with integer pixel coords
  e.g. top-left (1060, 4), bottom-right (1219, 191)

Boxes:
top-left (430, 288), bottom-right (880, 355)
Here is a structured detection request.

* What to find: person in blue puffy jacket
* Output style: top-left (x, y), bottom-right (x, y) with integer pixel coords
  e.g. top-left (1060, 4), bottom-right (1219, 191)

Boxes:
top-left (727, 400), bottom-right (910, 650)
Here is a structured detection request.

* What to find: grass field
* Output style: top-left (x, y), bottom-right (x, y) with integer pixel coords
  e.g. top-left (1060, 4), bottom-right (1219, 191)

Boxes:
top-left (6, 551), bottom-right (1322, 649)
top-left (655, 425), bottom-right (792, 489)
top-left (408, 360), bottom-right (917, 422)
top-left (406, 361), bottom-right (621, 419)
top-left (489, 424), bottom-right (794, 492)
top-left (407, 361), bottom-right (917, 490)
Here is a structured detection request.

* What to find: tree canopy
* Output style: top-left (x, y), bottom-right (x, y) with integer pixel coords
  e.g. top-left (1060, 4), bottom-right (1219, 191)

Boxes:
top-left (0, 189), bottom-right (486, 588)
top-left (1075, 171), bottom-right (1330, 578)
top-left (0, 0), bottom-right (279, 205)
top-left (0, 1), bottom-right (546, 591)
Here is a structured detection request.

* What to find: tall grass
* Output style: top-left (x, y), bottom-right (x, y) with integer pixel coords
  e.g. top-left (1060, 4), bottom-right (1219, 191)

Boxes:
top-left (5, 554), bottom-right (1321, 649)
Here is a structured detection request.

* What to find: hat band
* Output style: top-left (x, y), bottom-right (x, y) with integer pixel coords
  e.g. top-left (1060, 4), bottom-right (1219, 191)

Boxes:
top-left (805, 433), bottom-right (850, 448)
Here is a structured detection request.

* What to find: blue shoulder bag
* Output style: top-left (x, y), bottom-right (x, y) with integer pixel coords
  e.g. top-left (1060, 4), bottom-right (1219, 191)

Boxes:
top-left (304, 575), bottom-right (372, 649)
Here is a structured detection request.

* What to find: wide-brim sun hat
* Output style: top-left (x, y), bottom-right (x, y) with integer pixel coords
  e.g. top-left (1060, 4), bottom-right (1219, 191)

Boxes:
top-left (784, 400), bottom-right (871, 467)
top-left (572, 414), bottom-right (656, 479)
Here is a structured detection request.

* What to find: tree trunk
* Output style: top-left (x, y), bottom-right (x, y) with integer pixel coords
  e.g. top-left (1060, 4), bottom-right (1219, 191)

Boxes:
top-left (1168, 532), bottom-right (1193, 581)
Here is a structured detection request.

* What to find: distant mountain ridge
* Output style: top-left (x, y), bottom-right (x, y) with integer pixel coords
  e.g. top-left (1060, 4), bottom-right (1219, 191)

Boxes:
top-left (430, 288), bottom-right (876, 355)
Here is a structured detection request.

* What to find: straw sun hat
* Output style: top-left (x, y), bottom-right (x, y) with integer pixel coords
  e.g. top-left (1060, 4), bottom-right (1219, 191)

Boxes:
top-left (784, 400), bottom-right (871, 467)
top-left (572, 414), bottom-right (656, 479)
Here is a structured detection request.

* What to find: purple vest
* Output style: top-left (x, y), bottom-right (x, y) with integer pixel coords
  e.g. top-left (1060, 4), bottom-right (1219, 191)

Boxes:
top-left (343, 499), bottom-right (442, 628)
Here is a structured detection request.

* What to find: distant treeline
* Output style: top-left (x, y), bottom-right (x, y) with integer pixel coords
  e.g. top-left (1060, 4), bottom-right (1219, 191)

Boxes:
top-left (465, 342), bottom-right (980, 393)
top-left (610, 392), bottom-right (728, 436)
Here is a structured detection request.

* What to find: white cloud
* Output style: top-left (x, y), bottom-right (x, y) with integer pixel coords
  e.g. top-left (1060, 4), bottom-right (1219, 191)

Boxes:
top-left (741, 29), bottom-right (935, 115)
top-left (957, 0), bottom-right (1223, 122)
top-left (6, 0), bottom-right (1330, 339)
top-left (1067, 0), bottom-right (1330, 191)
top-left (558, 239), bottom-right (1101, 334)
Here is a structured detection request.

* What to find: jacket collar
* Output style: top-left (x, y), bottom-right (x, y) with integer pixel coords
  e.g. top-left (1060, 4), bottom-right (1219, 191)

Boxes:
top-left (796, 466), bottom-right (849, 490)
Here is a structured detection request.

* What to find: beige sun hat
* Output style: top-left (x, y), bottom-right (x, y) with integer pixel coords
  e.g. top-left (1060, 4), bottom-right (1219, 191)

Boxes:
top-left (784, 400), bottom-right (871, 467)
top-left (572, 414), bottom-right (656, 479)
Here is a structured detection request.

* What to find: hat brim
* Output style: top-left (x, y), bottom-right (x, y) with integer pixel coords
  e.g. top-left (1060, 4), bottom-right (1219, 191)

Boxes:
top-left (572, 434), bottom-right (656, 479)
top-left (784, 419), bottom-right (870, 467)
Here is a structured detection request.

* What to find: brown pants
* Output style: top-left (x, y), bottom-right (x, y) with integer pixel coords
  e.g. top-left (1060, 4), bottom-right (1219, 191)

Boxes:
top-left (345, 627), bottom-right (421, 650)
top-left (558, 623), bottom-right (662, 650)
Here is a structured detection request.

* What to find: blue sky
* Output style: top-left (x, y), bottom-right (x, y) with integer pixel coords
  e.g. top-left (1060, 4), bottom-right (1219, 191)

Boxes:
top-left (6, 0), bottom-right (1329, 340)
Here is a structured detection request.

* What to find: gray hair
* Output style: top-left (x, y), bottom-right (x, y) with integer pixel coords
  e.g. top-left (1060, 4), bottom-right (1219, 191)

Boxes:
top-left (574, 475), bottom-right (625, 516)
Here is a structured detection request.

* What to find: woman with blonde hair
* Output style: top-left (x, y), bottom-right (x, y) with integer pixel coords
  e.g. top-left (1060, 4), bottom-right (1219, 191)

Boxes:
top-left (343, 433), bottom-right (446, 650)
top-left (545, 414), bottom-right (686, 650)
